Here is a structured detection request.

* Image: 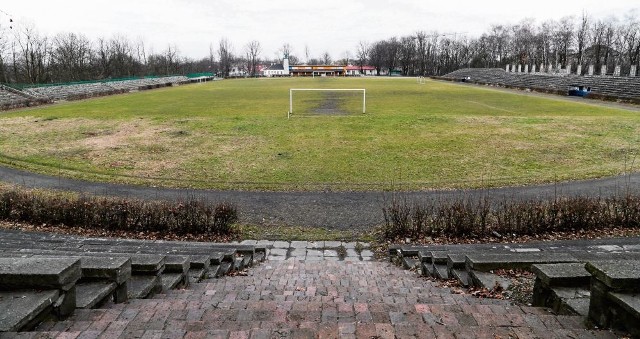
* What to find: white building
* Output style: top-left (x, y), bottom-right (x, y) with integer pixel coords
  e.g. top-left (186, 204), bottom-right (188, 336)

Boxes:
top-left (263, 56), bottom-right (290, 77)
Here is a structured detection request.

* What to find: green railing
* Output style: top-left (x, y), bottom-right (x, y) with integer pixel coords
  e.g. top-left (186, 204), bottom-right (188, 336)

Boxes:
top-left (186, 72), bottom-right (214, 78)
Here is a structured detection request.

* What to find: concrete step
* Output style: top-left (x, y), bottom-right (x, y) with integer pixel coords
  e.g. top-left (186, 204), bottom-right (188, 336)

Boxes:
top-left (450, 269), bottom-right (470, 287)
top-left (465, 252), bottom-right (578, 272)
top-left (469, 270), bottom-right (512, 290)
top-left (402, 256), bottom-right (419, 270)
top-left (0, 257), bottom-right (81, 290)
top-left (607, 292), bottom-right (640, 337)
top-left (531, 263), bottom-right (591, 287)
top-left (550, 287), bottom-right (591, 316)
top-left (209, 264), bottom-right (221, 278)
top-left (234, 257), bottom-right (244, 271)
top-left (421, 262), bottom-right (433, 277)
top-left (189, 268), bottom-right (206, 283)
top-left (218, 262), bottom-right (232, 277)
top-left (0, 290), bottom-right (60, 332)
top-left (161, 273), bottom-right (185, 292)
top-left (433, 264), bottom-right (449, 280)
top-left (75, 281), bottom-right (116, 309)
top-left (127, 275), bottom-right (161, 299)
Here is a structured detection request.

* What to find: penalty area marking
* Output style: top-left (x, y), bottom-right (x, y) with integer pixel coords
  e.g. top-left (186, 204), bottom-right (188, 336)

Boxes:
top-left (288, 88), bottom-right (366, 119)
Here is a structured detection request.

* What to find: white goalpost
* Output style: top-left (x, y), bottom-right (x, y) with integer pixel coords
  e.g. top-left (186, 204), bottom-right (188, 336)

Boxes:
top-left (417, 76), bottom-right (426, 84)
top-left (288, 88), bottom-right (366, 119)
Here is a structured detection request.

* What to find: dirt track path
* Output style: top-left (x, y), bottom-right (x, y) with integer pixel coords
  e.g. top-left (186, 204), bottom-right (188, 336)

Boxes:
top-left (1, 165), bottom-right (639, 230)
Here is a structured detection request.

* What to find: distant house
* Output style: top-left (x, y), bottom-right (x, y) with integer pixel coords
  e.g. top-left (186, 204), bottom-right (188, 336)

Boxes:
top-left (263, 57), bottom-right (290, 77)
top-left (229, 66), bottom-right (246, 77)
top-left (345, 65), bottom-right (376, 76)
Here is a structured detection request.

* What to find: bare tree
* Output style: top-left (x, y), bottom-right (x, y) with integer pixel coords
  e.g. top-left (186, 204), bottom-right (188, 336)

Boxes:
top-left (50, 32), bottom-right (92, 82)
top-left (414, 31), bottom-right (428, 75)
top-left (245, 40), bottom-right (261, 77)
top-left (356, 41), bottom-right (369, 73)
top-left (0, 18), bottom-right (12, 82)
top-left (135, 37), bottom-right (147, 74)
top-left (208, 43), bottom-right (216, 73)
top-left (321, 51), bottom-right (331, 65)
top-left (619, 14), bottom-right (640, 71)
top-left (280, 43), bottom-right (292, 59)
top-left (304, 44), bottom-right (310, 64)
top-left (368, 41), bottom-right (385, 75)
top-left (382, 37), bottom-right (400, 73)
top-left (218, 38), bottom-right (233, 77)
top-left (287, 54), bottom-right (300, 65)
top-left (575, 12), bottom-right (590, 68)
top-left (13, 24), bottom-right (50, 84)
top-left (398, 36), bottom-right (415, 75)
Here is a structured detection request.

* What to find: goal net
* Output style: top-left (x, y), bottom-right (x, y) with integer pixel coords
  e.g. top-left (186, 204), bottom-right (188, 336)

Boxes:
top-left (288, 89), bottom-right (366, 118)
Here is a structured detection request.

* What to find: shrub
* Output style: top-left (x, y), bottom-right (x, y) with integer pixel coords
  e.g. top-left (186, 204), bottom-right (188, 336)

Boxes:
top-left (0, 187), bottom-right (239, 236)
top-left (381, 194), bottom-right (640, 241)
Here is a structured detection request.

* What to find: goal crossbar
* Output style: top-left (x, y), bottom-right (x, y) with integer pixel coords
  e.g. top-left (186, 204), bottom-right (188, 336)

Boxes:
top-left (288, 88), bottom-right (366, 118)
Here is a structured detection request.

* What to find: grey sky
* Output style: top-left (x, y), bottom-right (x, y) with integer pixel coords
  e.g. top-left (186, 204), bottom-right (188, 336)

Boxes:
top-left (2, 1), bottom-right (638, 62)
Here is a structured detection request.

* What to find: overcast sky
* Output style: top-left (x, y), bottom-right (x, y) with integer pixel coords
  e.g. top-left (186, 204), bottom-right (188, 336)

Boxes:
top-left (2, 1), bottom-right (638, 62)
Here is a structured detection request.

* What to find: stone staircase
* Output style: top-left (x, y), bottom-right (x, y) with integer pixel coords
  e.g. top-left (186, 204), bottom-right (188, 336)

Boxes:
top-left (0, 230), bottom-right (626, 338)
top-left (391, 237), bottom-right (640, 336)
top-left (0, 229), bottom-right (265, 333)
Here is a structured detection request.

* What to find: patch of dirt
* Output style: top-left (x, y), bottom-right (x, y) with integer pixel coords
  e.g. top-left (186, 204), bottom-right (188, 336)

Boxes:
top-left (81, 122), bottom-right (150, 150)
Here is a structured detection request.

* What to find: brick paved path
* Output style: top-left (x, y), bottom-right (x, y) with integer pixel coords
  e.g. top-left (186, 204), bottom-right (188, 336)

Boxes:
top-left (9, 258), bottom-right (616, 338)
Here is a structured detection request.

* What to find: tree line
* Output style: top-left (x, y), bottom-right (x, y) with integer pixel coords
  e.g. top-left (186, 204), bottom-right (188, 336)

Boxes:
top-left (0, 12), bottom-right (638, 85)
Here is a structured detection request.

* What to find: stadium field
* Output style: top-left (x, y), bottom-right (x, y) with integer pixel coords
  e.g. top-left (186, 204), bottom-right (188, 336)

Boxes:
top-left (0, 77), bottom-right (638, 191)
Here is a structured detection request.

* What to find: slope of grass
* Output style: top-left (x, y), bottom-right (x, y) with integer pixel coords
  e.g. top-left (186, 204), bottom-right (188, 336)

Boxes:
top-left (0, 77), bottom-right (639, 190)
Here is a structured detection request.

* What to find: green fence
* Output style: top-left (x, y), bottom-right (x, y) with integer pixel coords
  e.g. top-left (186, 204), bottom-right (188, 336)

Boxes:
top-left (186, 72), bottom-right (214, 78)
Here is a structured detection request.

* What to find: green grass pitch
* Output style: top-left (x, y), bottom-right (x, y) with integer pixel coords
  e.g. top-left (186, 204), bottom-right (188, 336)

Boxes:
top-left (0, 77), bottom-right (638, 191)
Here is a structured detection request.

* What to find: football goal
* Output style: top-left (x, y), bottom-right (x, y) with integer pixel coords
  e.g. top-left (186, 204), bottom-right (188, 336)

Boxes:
top-left (417, 76), bottom-right (426, 84)
top-left (288, 88), bottom-right (366, 118)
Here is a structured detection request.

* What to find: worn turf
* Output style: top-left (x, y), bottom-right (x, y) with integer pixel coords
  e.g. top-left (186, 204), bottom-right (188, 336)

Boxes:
top-left (0, 77), bottom-right (638, 190)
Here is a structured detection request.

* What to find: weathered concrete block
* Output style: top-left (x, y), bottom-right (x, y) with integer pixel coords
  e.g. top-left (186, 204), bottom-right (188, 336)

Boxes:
top-left (585, 260), bottom-right (640, 292)
top-left (465, 252), bottom-right (577, 272)
top-left (446, 253), bottom-right (466, 273)
top-left (0, 290), bottom-right (59, 331)
top-left (164, 255), bottom-right (190, 274)
top-left (76, 281), bottom-right (117, 309)
top-left (0, 258), bottom-right (81, 290)
top-left (589, 278), bottom-right (613, 328)
top-left (468, 270), bottom-right (511, 290)
top-left (531, 263), bottom-right (591, 287)
top-left (77, 257), bottom-right (131, 284)
top-left (430, 251), bottom-right (449, 265)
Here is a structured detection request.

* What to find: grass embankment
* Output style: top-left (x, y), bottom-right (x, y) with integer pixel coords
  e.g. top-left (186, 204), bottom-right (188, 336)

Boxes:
top-left (0, 78), bottom-right (638, 190)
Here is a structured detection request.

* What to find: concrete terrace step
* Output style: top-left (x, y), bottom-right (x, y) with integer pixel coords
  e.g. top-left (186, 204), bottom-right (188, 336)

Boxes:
top-left (0, 290), bottom-right (60, 332)
top-left (0, 230), bottom-right (631, 337)
top-left (0, 230), bottom-right (268, 333)
top-left (0, 257), bottom-right (81, 290)
top-left (75, 281), bottom-right (117, 309)
top-left (391, 238), bottom-right (640, 336)
top-left (16, 259), bottom-right (618, 338)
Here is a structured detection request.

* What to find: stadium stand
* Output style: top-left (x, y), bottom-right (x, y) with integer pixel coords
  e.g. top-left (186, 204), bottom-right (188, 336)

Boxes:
top-left (22, 75), bottom-right (191, 101)
top-left (0, 84), bottom-right (51, 110)
top-left (439, 68), bottom-right (640, 103)
top-left (0, 75), bottom-right (195, 110)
